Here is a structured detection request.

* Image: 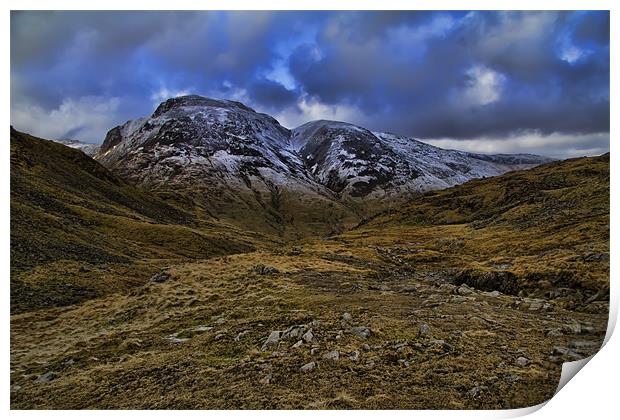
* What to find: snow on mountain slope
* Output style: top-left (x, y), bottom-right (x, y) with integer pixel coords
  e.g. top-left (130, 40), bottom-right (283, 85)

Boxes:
top-left (54, 138), bottom-right (100, 157)
top-left (94, 95), bottom-right (552, 233)
top-left (95, 96), bottom-right (354, 236)
top-left (290, 120), bottom-right (553, 199)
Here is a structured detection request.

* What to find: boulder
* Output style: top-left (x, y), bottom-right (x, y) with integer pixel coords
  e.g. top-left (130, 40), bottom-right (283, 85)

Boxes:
top-left (300, 361), bottom-right (317, 372)
top-left (323, 350), bottom-right (340, 361)
top-left (261, 331), bottom-right (281, 351)
top-left (417, 324), bottom-right (431, 338)
top-left (351, 326), bottom-right (372, 339)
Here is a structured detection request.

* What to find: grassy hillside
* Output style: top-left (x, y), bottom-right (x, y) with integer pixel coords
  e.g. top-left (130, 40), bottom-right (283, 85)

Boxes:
top-left (339, 154), bottom-right (610, 305)
top-left (10, 128), bottom-right (269, 313)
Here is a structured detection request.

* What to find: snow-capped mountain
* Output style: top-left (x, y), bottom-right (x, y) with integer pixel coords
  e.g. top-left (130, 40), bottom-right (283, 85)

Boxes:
top-left (94, 95), bottom-right (552, 233)
top-left (54, 138), bottom-right (100, 157)
top-left (291, 120), bottom-right (552, 200)
top-left (95, 95), bottom-right (353, 235)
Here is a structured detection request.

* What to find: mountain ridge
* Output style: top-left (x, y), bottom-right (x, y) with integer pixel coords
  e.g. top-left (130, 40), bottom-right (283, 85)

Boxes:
top-left (92, 95), bottom-right (553, 235)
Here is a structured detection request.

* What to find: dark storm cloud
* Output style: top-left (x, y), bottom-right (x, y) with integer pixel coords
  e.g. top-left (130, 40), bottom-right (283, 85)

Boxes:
top-left (246, 78), bottom-right (299, 109)
top-left (10, 10), bottom-right (609, 157)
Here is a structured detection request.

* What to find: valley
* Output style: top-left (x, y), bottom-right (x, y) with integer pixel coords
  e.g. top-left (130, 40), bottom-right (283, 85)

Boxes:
top-left (9, 97), bottom-right (609, 409)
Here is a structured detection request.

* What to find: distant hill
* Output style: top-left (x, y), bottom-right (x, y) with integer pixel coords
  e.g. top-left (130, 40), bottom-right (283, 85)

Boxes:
top-left (54, 138), bottom-right (100, 156)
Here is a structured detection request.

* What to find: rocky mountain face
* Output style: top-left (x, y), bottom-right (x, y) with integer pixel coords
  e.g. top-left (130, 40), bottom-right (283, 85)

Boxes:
top-left (94, 95), bottom-right (552, 235)
top-left (96, 95), bottom-right (352, 236)
top-left (291, 120), bottom-right (551, 201)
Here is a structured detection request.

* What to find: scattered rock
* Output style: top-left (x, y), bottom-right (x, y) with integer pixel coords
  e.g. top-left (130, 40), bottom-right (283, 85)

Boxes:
top-left (552, 346), bottom-right (583, 359)
top-left (503, 374), bottom-right (521, 383)
top-left (281, 325), bottom-right (305, 339)
top-left (351, 326), bottom-right (372, 339)
top-left (582, 252), bottom-right (609, 262)
top-left (150, 272), bottom-right (170, 283)
top-left (261, 331), bottom-right (281, 351)
top-left (166, 333), bottom-right (189, 343)
top-left (362, 343), bottom-right (371, 351)
top-left (35, 372), bottom-right (57, 383)
top-left (562, 322), bottom-right (582, 334)
top-left (528, 301), bottom-right (544, 311)
top-left (349, 350), bottom-right (360, 362)
top-left (378, 285), bottom-right (392, 292)
top-left (546, 328), bottom-right (563, 337)
top-left (456, 284), bottom-right (474, 295)
top-left (323, 350), bottom-right (340, 361)
top-left (569, 340), bottom-right (600, 353)
top-left (194, 325), bottom-right (213, 332)
top-left (214, 333), bottom-right (225, 341)
top-left (291, 340), bottom-right (303, 349)
top-left (342, 312), bottom-right (353, 322)
top-left (302, 329), bottom-right (316, 343)
top-left (393, 342), bottom-right (407, 351)
top-left (467, 385), bottom-right (488, 398)
top-left (310, 347), bottom-right (320, 355)
top-left (516, 356), bottom-right (530, 367)
top-left (300, 361), bottom-right (317, 372)
top-left (254, 264), bottom-right (280, 275)
top-left (259, 374), bottom-right (272, 385)
top-left (417, 324), bottom-right (431, 338)
top-left (482, 290), bottom-right (501, 298)
top-left (234, 331), bottom-right (249, 342)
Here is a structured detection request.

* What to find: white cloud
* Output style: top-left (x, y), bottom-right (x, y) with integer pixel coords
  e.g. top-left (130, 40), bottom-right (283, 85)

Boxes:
top-left (149, 87), bottom-right (192, 107)
top-left (422, 131), bottom-right (609, 159)
top-left (11, 96), bottom-right (121, 143)
top-left (463, 65), bottom-right (506, 106)
top-left (388, 14), bottom-right (456, 46)
top-left (273, 95), bottom-right (363, 128)
top-left (558, 37), bottom-right (590, 64)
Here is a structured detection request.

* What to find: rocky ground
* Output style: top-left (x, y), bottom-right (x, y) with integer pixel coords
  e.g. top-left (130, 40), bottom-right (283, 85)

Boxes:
top-left (10, 245), bottom-right (607, 409)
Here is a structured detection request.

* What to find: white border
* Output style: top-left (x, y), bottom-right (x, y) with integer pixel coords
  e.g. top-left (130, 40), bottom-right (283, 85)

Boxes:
top-left (3, 2), bottom-right (617, 419)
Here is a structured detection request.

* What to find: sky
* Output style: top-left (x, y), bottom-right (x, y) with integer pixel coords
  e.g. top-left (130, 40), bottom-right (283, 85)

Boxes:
top-left (10, 10), bottom-right (609, 158)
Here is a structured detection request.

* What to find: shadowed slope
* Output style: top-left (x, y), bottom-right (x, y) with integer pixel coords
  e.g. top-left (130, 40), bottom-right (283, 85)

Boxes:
top-left (10, 128), bottom-right (263, 313)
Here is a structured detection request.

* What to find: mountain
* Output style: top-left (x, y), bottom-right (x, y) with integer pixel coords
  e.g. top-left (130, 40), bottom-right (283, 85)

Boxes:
top-left (54, 138), bottom-right (100, 156)
top-left (95, 96), bottom-right (357, 236)
top-left (94, 95), bottom-right (552, 234)
top-left (291, 120), bottom-right (552, 201)
top-left (10, 127), bottom-right (264, 313)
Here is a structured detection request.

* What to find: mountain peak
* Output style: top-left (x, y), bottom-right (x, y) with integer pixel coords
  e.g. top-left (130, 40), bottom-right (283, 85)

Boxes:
top-left (152, 95), bottom-right (257, 118)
